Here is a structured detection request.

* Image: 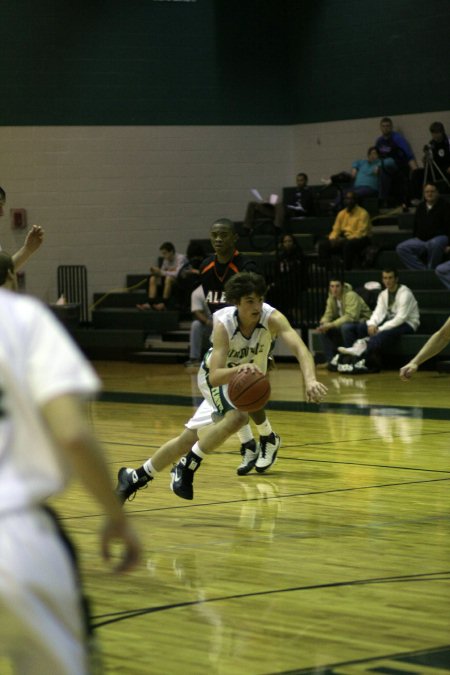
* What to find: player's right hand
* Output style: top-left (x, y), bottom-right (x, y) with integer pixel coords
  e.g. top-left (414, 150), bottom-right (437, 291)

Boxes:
top-left (306, 380), bottom-right (328, 403)
top-left (101, 518), bottom-right (142, 573)
top-left (399, 363), bottom-right (418, 381)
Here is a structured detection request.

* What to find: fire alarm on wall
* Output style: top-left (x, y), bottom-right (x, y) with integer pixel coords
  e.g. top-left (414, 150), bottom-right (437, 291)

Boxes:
top-left (10, 208), bottom-right (27, 230)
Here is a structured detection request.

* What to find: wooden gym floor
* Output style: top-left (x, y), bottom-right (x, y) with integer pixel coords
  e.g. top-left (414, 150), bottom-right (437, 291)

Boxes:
top-left (14, 362), bottom-right (450, 674)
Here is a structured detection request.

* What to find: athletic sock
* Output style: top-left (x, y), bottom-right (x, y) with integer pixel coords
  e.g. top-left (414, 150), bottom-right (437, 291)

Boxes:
top-left (191, 442), bottom-right (206, 460)
top-left (237, 424), bottom-right (254, 444)
top-left (256, 419), bottom-right (273, 437)
top-left (142, 459), bottom-right (158, 478)
top-left (136, 465), bottom-right (153, 481)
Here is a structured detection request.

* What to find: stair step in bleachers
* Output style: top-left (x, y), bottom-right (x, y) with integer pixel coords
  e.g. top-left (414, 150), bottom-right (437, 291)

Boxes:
top-left (414, 290), bottom-right (450, 307)
top-left (288, 216), bottom-right (333, 237)
top-left (371, 231), bottom-right (411, 248)
top-left (144, 338), bottom-right (189, 352)
top-left (344, 269), bottom-right (445, 290)
top-left (126, 274), bottom-right (148, 288)
top-left (130, 351), bottom-right (186, 364)
top-left (397, 213), bottom-right (416, 229)
top-left (92, 291), bottom-right (146, 308)
top-left (373, 250), bottom-right (403, 269)
top-left (92, 308), bottom-right (179, 331)
top-left (72, 328), bottom-right (145, 360)
top-left (419, 310), bottom-right (450, 333)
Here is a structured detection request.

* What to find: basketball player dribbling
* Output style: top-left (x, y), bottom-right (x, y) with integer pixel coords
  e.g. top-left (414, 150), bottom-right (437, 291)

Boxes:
top-left (116, 272), bottom-right (327, 502)
top-left (196, 217), bottom-right (269, 474)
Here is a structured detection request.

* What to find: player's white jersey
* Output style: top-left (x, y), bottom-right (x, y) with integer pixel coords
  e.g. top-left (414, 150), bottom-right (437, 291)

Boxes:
top-left (205, 302), bottom-right (275, 374)
top-left (0, 289), bottom-right (100, 514)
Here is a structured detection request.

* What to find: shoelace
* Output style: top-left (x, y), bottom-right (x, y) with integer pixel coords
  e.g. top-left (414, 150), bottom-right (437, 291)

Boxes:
top-left (126, 480), bottom-right (149, 502)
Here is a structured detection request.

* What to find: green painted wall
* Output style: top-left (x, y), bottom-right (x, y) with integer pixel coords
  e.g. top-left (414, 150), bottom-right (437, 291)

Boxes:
top-left (287, 0), bottom-right (450, 123)
top-left (0, 0), bottom-right (448, 125)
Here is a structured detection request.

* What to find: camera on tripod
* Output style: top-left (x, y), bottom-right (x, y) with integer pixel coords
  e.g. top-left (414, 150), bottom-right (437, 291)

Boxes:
top-left (422, 141), bottom-right (450, 191)
top-left (423, 143), bottom-right (434, 161)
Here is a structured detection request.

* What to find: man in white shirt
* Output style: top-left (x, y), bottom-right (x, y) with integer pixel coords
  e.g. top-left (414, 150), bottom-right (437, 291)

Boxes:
top-left (338, 268), bottom-right (420, 372)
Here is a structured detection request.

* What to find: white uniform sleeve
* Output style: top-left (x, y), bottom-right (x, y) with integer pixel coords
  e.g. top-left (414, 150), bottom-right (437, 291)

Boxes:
top-left (25, 302), bottom-right (101, 405)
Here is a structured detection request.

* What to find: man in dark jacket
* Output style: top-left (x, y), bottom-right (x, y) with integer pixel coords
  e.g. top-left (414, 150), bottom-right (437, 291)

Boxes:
top-left (396, 183), bottom-right (450, 269)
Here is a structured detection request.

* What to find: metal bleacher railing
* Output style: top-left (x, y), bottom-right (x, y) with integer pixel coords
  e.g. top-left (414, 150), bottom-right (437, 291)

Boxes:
top-left (258, 255), bottom-right (344, 333)
top-left (57, 264), bottom-right (89, 324)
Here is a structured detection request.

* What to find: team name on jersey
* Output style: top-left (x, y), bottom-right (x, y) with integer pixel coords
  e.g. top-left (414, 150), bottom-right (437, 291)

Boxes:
top-left (228, 343), bottom-right (265, 360)
top-left (205, 290), bottom-right (227, 305)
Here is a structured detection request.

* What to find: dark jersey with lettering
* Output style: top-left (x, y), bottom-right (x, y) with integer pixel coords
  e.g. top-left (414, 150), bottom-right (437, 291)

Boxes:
top-left (200, 250), bottom-right (257, 314)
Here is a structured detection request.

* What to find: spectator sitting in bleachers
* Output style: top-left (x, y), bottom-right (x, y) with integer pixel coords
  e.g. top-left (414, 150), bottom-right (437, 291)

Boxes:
top-left (137, 241), bottom-right (188, 311)
top-left (352, 146), bottom-right (396, 202)
top-left (336, 268), bottom-right (420, 373)
top-left (316, 278), bottom-right (372, 368)
top-left (317, 191), bottom-right (372, 270)
top-left (411, 121), bottom-right (450, 201)
top-left (375, 117), bottom-right (418, 209)
top-left (325, 147), bottom-right (396, 211)
top-left (396, 183), bottom-right (450, 270)
top-left (243, 172), bottom-right (314, 231)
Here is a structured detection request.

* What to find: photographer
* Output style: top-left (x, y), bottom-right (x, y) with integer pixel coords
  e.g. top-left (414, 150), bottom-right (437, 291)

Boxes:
top-left (411, 122), bottom-right (450, 201)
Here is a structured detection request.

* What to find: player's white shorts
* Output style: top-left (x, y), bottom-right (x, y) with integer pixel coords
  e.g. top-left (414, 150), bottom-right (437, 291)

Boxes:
top-left (0, 507), bottom-right (90, 675)
top-left (185, 362), bottom-right (236, 431)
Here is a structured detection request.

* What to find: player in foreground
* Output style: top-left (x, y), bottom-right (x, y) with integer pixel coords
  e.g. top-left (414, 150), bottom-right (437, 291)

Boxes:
top-left (0, 252), bottom-right (141, 674)
top-left (116, 272), bottom-right (327, 502)
top-left (400, 316), bottom-right (450, 380)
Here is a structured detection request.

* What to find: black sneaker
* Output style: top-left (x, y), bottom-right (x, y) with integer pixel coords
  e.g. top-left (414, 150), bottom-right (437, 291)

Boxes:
top-left (170, 455), bottom-right (200, 500)
top-left (115, 467), bottom-right (150, 504)
top-left (237, 440), bottom-right (259, 476)
top-left (255, 433), bottom-right (280, 473)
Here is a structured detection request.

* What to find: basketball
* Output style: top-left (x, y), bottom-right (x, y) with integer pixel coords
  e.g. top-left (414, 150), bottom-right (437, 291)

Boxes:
top-left (228, 369), bottom-right (271, 412)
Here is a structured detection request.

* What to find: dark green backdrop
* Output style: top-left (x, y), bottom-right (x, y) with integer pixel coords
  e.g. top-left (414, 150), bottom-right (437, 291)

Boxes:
top-left (1, 0), bottom-right (448, 125)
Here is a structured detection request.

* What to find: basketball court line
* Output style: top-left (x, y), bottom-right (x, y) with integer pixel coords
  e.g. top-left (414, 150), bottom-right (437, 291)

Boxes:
top-left (58, 474), bottom-right (450, 520)
top-left (91, 570), bottom-right (450, 628)
top-left (277, 643), bottom-right (450, 675)
top-left (99, 390), bottom-right (450, 420)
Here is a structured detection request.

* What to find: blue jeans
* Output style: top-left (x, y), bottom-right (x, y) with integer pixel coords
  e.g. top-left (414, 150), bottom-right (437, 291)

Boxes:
top-left (396, 235), bottom-right (448, 270)
top-left (345, 322), bottom-right (415, 363)
top-left (366, 323), bottom-right (414, 358)
top-left (319, 323), bottom-right (359, 362)
top-left (435, 260), bottom-right (450, 289)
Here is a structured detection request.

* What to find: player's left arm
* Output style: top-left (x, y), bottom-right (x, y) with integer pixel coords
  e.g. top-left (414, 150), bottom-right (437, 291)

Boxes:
top-left (270, 311), bottom-right (327, 403)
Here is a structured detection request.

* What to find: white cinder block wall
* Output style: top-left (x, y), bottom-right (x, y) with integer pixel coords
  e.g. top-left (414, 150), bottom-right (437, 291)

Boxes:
top-left (0, 110), bottom-right (448, 305)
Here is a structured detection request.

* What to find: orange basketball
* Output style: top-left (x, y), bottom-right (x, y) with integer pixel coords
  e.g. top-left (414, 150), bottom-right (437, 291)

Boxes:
top-left (228, 369), bottom-right (271, 412)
